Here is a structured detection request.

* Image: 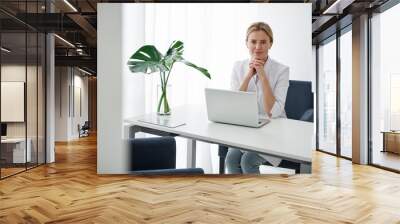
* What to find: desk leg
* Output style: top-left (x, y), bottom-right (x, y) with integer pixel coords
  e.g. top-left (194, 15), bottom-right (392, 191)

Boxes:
top-left (218, 145), bottom-right (228, 174)
top-left (382, 132), bottom-right (386, 152)
top-left (187, 139), bottom-right (196, 168)
top-left (300, 163), bottom-right (311, 174)
top-left (128, 126), bottom-right (142, 139)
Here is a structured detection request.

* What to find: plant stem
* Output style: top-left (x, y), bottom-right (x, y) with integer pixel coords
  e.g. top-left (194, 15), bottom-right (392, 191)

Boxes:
top-left (157, 72), bottom-right (165, 112)
top-left (160, 72), bottom-right (165, 91)
top-left (157, 91), bottom-right (163, 113)
top-left (165, 63), bottom-right (174, 85)
top-left (157, 71), bottom-right (170, 114)
top-left (163, 87), bottom-right (170, 113)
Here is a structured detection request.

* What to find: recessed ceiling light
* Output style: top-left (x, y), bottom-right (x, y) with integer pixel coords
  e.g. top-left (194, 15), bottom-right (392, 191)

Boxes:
top-left (1, 47), bottom-right (11, 53)
top-left (322, 0), bottom-right (354, 15)
top-left (63, 0), bottom-right (78, 12)
top-left (54, 34), bottom-right (75, 48)
top-left (78, 67), bottom-right (93, 76)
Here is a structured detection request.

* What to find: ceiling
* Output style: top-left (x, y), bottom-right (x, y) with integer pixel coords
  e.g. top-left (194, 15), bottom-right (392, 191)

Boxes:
top-left (0, 0), bottom-right (392, 75)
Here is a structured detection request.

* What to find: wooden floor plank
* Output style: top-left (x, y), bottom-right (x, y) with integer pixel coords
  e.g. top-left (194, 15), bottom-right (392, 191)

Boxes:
top-left (1, 134), bottom-right (400, 223)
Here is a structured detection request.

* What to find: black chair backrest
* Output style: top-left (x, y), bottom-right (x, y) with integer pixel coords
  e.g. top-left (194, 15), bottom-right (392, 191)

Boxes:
top-left (82, 121), bottom-right (90, 129)
top-left (130, 137), bottom-right (176, 171)
top-left (284, 80), bottom-right (313, 120)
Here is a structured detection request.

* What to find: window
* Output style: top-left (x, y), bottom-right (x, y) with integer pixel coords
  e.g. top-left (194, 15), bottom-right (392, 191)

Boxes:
top-left (390, 74), bottom-right (400, 130)
top-left (318, 37), bottom-right (337, 155)
top-left (371, 2), bottom-right (400, 171)
top-left (340, 29), bottom-right (352, 158)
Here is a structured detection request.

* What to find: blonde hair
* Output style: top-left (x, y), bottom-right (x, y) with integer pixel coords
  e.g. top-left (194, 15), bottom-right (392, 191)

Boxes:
top-left (246, 22), bottom-right (273, 44)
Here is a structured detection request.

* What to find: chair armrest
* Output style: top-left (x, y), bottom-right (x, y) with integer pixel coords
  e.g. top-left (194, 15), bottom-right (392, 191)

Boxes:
top-left (130, 168), bottom-right (205, 175)
top-left (300, 108), bottom-right (314, 122)
top-left (129, 137), bottom-right (176, 171)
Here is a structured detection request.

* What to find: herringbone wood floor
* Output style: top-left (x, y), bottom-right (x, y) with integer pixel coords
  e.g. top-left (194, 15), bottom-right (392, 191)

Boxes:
top-left (1, 134), bottom-right (400, 223)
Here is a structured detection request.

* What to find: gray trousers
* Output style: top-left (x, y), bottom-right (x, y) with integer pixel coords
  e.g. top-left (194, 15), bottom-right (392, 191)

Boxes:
top-left (225, 148), bottom-right (270, 174)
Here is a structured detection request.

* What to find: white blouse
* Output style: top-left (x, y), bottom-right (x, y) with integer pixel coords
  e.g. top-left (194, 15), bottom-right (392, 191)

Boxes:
top-left (230, 57), bottom-right (290, 166)
top-left (231, 57), bottom-right (290, 118)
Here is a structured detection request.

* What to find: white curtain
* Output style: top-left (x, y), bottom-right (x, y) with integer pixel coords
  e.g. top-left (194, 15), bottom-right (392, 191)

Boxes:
top-left (141, 3), bottom-right (311, 173)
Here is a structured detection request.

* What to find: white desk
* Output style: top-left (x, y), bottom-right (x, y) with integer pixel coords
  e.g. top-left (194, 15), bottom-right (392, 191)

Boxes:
top-left (1, 138), bottom-right (31, 163)
top-left (124, 105), bottom-right (313, 173)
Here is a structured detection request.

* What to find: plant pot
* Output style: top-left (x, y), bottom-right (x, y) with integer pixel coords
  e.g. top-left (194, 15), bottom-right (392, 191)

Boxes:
top-left (157, 84), bottom-right (171, 115)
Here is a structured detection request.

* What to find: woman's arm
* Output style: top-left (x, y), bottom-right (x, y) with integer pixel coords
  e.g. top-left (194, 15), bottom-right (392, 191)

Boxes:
top-left (252, 59), bottom-right (289, 118)
top-left (239, 70), bottom-right (256, 91)
top-left (231, 60), bottom-right (256, 91)
top-left (252, 59), bottom-right (275, 116)
top-left (258, 74), bottom-right (275, 117)
top-left (268, 67), bottom-right (289, 118)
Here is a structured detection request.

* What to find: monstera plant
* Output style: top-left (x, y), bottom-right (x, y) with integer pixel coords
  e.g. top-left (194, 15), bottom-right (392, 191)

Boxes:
top-left (127, 40), bottom-right (211, 115)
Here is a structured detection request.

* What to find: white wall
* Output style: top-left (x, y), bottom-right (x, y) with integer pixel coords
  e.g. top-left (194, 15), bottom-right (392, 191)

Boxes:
top-left (55, 67), bottom-right (69, 141)
top-left (1, 64), bottom-right (26, 125)
top-left (1, 63), bottom-right (48, 163)
top-left (72, 73), bottom-right (89, 138)
top-left (97, 4), bottom-right (145, 174)
top-left (1, 65), bottom-right (39, 135)
top-left (54, 67), bottom-right (89, 141)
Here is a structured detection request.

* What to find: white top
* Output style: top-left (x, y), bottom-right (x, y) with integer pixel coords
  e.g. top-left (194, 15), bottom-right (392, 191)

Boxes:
top-left (230, 57), bottom-right (290, 118)
top-left (125, 105), bottom-right (313, 164)
top-left (230, 57), bottom-right (290, 166)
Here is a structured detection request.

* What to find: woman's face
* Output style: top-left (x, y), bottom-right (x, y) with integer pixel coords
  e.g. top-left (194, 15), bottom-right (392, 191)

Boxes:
top-left (246, 30), bottom-right (271, 61)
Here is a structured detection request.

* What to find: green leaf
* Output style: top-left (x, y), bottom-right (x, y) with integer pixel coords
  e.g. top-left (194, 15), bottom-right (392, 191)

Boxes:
top-left (164, 40), bottom-right (184, 69)
top-left (130, 45), bottom-right (162, 61)
top-left (166, 40), bottom-right (184, 56)
top-left (179, 58), bottom-right (211, 79)
top-left (127, 41), bottom-right (211, 80)
top-left (127, 45), bottom-right (166, 74)
top-left (127, 61), bottom-right (165, 74)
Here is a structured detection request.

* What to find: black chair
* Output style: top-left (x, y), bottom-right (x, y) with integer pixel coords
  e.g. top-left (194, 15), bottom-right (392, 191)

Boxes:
top-left (79, 121), bottom-right (90, 138)
top-left (285, 80), bottom-right (314, 122)
top-left (129, 137), bottom-right (204, 175)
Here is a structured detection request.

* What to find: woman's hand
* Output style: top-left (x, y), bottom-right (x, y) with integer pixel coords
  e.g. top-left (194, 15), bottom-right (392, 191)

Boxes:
top-left (250, 58), bottom-right (267, 79)
top-left (246, 62), bottom-right (257, 79)
top-left (241, 61), bottom-right (257, 91)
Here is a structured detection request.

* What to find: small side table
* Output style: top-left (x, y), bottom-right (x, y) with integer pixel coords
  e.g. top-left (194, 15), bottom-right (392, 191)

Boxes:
top-left (381, 131), bottom-right (400, 154)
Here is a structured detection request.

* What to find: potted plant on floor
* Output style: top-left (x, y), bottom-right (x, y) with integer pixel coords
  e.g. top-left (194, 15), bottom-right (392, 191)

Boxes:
top-left (127, 40), bottom-right (211, 115)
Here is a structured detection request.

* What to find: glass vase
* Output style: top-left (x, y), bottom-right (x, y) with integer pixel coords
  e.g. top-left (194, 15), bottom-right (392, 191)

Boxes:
top-left (157, 84), bottom-right (171, 115)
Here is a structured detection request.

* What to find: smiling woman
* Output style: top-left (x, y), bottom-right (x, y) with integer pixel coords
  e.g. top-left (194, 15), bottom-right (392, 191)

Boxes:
top-left (226, 21), bottom-right (291, 174)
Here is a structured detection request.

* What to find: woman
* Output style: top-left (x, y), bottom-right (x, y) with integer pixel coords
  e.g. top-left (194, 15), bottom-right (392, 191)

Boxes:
top-left (226, 22), bottom-right (290, 174)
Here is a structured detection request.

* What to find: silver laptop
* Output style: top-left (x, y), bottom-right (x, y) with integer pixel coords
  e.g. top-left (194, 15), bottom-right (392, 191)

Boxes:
top-left (205, 88), bottom-right (270, 128)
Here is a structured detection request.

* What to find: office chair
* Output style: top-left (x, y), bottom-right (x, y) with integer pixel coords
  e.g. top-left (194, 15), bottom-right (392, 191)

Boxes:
top-left (129, 137), bottom-right (204, 175)
top-left (285, 80), bottom-right (314, 122)
top-left (79, 121), bottom-right (90, 138)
